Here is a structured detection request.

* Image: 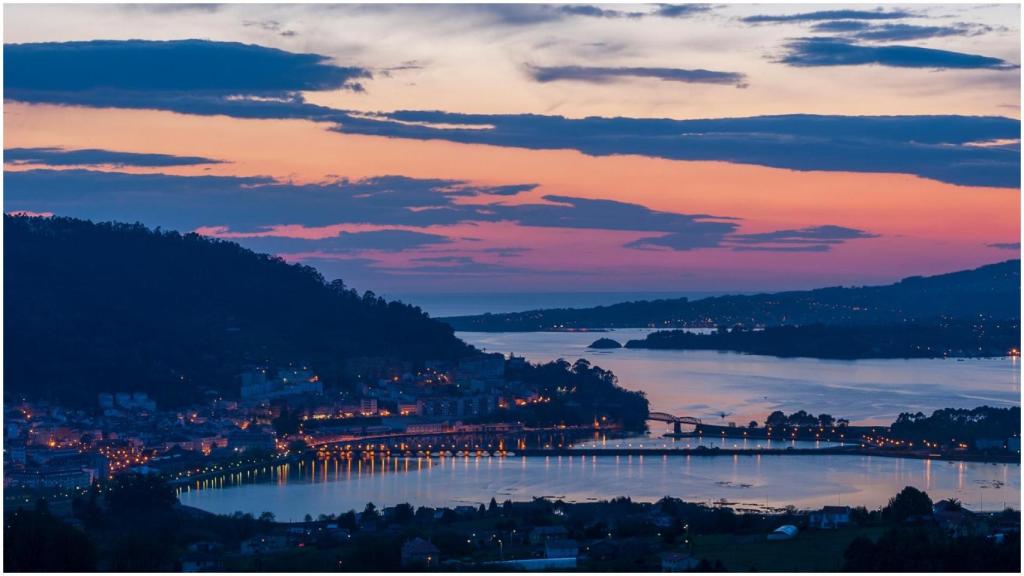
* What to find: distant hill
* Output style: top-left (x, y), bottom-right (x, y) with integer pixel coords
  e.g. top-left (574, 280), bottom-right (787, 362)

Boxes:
top-left (442, 260), bottom-right (1021, 331)
top-left (5, 215), bottom-right (472, 406)
top-left (624, 322), bottom-right (1019, 359)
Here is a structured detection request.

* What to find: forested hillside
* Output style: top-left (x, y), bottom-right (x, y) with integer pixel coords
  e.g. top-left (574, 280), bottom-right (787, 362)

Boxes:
top-left (5, 215), bottom-right (472, 406)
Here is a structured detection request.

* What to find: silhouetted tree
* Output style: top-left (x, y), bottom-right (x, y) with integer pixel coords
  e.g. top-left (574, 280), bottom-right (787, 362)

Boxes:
top-left (362, 502), bottom-right (380, 523)
top-left (337, 510), bottom-right (358, 531)
top-left (392, 503), bottom-right (415, 524)
top-left (765, 411), bottom-right (787, 428)
top-left (882, 486), bottom-right (933, 522)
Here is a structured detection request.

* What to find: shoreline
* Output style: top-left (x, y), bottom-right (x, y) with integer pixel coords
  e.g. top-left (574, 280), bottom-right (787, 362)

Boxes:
top-left (524, 446), bottom-right (1021, 464)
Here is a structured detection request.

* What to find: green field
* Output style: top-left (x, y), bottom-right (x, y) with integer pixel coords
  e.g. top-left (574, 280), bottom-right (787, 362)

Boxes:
top-left (692, 526), bottom-right (887, 572)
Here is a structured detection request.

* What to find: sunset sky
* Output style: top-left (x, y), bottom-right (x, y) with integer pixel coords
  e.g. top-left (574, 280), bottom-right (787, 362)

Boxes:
top-left (4, 3), bottom-right (1021, 295)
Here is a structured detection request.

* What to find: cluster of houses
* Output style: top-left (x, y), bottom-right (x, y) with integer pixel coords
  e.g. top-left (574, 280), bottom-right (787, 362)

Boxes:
top-left (3, 392), bottom-right (278, 490)
top-left (337, 353), bottom-right (536, 419)
top-left (240, 354), bottom-right (541, 424)
top-left (3, 353), bottom-right (549, 491)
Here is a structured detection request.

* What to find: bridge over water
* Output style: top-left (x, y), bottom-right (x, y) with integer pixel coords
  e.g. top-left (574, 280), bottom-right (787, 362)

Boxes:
top-left (648, 412), bottom-right (702, 435)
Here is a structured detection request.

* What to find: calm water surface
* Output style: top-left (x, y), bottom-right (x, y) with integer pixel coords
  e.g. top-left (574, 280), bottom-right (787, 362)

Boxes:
top-left (460, 329), bottom-right (1021, 426)
top-left (179, 454), bottom-right (1019, 521)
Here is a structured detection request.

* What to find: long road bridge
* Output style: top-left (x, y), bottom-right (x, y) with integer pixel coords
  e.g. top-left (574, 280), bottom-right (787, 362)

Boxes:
top-left (300, 415), bottom-right (703, 450)
top-left (648, 412), bottom-right (702, 435)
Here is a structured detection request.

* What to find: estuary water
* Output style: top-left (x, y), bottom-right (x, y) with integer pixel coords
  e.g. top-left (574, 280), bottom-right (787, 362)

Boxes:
top-left (459, 329), bottom-right (1021, 426)
top-left (178, 454), bottom-right (1019, 521)
top-left (179, 330), bottom-right (1021, 518)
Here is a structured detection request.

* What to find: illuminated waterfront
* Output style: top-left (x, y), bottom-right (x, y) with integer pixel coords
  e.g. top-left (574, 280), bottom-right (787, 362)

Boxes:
top-left (179, 454), bottom-right (1020, 521)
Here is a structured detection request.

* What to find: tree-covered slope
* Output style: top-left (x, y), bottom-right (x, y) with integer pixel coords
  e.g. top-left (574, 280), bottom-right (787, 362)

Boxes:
top-left (5, 215), bottom-right (472, 406)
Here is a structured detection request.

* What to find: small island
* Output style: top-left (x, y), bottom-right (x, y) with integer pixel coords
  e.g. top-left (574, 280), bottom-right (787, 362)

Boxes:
top-left (588, 337), bottom-right (622, 349)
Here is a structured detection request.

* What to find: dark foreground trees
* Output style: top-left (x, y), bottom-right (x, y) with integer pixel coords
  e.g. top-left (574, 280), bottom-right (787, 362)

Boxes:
top-left (844, 527), bottom-right (1020, 572)
top-left (4, 505), bottom-right (98, 571)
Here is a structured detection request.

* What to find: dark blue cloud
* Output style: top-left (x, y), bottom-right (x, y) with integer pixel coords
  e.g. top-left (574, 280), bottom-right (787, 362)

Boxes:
top-left (514, 195), bottom-right (737, 235)
top-left (780, 37), bottom-right (1017, 70)
top-left (5, 168), bottom-right (888, 256)
top-left (743, 9), bottom-right (913, 23)
top-left (987, 242), bottom-right (1021, 250)
top-left (5, 86), bottom-right (345, 121)
top-left (809, 20), bottom-right (871, 33)
top-left (727, 225), bottom-right (878, 252)
top-left (653, 4), bottom-right (712, 18)
top-left (626, 230), bottom-right (737, 251)
top-left (816, 22), bottom-right (990, 41)
top-left (3, 169), bottom-right (739, 246)
top-left (333, 112), bottom-right (1021, 188)
top-left (2, 170), bottom-right (476, 231)
top-left (558, 5), bottom-right (640, 19)
top-left (4, 39), bottom-right (370, 95)
top-left (528, 65), bottom-right (747, 87)
top-left (481, 246), bottom-right (531, 257)
top-left (481, 184), bottom-right (538, 196)
top-left (558, 4), bottom-right (712, 19)
top-left (5, 147), bottom-right (222, 167)
top-left (460, 4), bottom-right (571, 25)
top-left (442, 183), bottom-right (538, 197)
top-left (730, 225), bottom-right (879, 245)
top-left (631, 224), bottom-right (877, 252)
top-left (4, 41), bottom-right (1019, 187)
top-left (731, 244), bottom-right (832, 253)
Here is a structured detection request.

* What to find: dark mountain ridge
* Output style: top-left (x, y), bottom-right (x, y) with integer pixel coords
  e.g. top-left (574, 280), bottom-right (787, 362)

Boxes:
top-left (442, 260), bottom-right (1021, 331)
top-left (5, 215), bottom-right (472, 406)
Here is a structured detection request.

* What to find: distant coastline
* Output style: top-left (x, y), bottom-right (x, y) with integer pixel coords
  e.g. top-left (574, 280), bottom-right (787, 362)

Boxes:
top-left (618, 323), bottom-right (1020, 360)
top-left (441, 260), bottom-right (1020, 332)
top-left (389, 291), bottom-right (748, 319)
